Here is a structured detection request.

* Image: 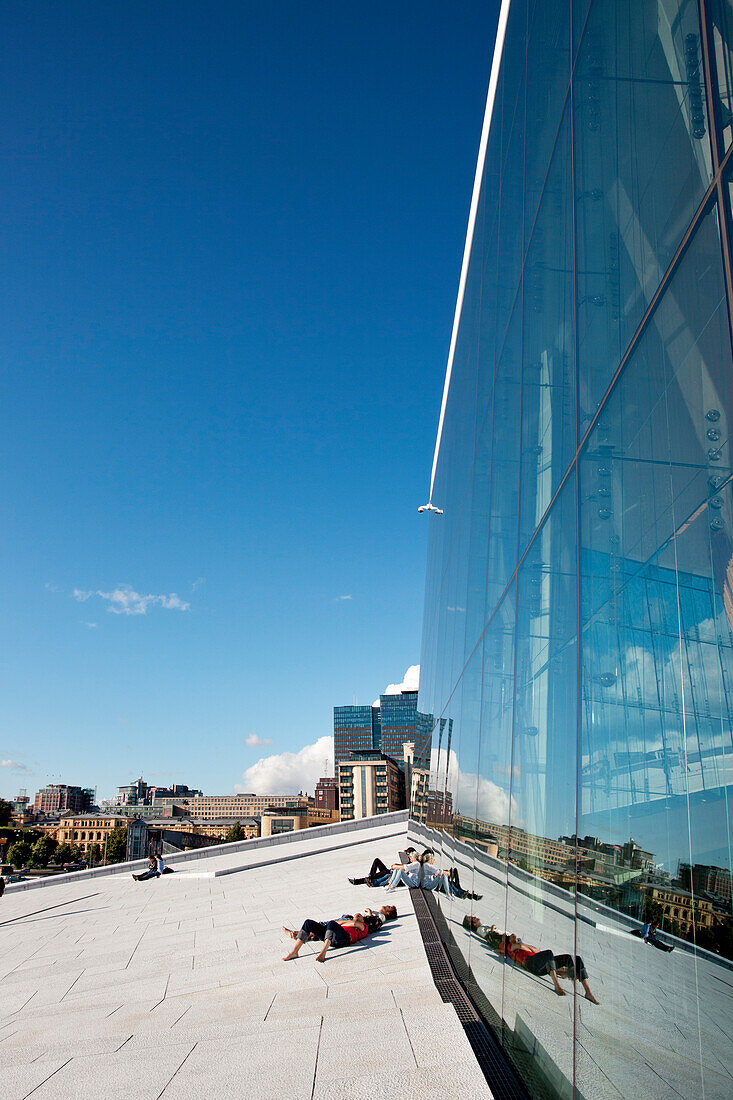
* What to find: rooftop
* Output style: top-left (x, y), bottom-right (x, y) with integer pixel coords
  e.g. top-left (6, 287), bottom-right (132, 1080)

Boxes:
top-left (2, 815), bottom-right (492, 1100)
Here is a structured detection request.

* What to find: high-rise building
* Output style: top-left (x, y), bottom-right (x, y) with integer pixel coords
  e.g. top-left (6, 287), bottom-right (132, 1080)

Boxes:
top-left (416, 3), bottom-right (733, 1097)
top-left (33, 784), bottom-right (95, 816)
top-left (379, 690), bottom-right (432, 770)
top-left (115, 777), bottom-right (149, 807)
top-left (334, 690), bottom-right (431, 771)
top-left (333, 704), bottom-right (380, 765)
top-left (314, 776), bottom-right (339, 812)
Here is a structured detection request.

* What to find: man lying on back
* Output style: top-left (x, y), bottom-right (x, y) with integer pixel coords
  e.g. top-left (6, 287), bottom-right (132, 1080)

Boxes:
top-left (282, 905), bottom-right (397, 963)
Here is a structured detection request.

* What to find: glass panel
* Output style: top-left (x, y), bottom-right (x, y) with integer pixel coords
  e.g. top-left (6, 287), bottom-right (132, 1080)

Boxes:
top-left (485, 291), bottom-right (523, 615)
top-left (502, 474), bottom-right (578, 1095)
top-left (418, 6), bottom-right (733, 1099)
top-left (578, 205), bottom-right (733, 1099)
top-left (435, 587), bottom-right (521, 1075)
top-left (519, 105), bottom-right (575, 553)
top-left (525, 0), bottom-right (571, 250)
top-left (574, 0), bottom-right (714, 430)
top-left (709, 0), bottom-right (733, 151)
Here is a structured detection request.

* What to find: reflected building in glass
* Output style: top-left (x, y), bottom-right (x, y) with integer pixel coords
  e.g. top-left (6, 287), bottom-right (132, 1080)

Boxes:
top-left (414, 2), bottom-right (733, 1097)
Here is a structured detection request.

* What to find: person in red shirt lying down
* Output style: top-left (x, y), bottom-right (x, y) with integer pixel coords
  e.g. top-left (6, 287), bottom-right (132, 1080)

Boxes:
top-left (282, 905), bottom-right (397, 963)
top-left (499, 933), bottom-right (600, 1004)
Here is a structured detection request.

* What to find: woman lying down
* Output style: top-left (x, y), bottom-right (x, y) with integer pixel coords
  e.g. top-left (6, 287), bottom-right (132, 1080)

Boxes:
top-left (282, 905), bottom-right (397, 963)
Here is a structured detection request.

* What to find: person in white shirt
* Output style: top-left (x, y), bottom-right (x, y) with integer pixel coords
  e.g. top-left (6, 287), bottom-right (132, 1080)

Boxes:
top-left (385, 859), bottom-right (421, 890)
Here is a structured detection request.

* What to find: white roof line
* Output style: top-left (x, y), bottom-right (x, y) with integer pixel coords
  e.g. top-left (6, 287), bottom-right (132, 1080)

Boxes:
top-left (427, 0), bottom-right (513, 505)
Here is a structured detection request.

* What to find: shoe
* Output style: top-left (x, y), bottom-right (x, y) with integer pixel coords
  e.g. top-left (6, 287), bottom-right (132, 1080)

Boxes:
top-left (472, 893), bottom-right (483, 901)
top-left (348, 878), bottom-right (357, 885)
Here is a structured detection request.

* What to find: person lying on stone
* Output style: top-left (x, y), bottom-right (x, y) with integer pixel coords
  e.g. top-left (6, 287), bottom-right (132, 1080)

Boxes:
top-left (499, 933), bottom-right (600, 1004)
top-left (348, 849), bottom-right (418, 887)
top-left (463, 915), bottom-right (506, 949)
top-left (282, 905), bottom-right (397, 963)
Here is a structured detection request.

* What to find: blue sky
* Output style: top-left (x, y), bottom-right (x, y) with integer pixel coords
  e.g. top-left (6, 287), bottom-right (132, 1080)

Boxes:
top-left (0, 1), bottom-right (499, 801)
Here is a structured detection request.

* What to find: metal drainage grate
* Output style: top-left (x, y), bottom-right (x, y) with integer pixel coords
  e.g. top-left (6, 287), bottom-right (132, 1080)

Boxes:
top-left (411, 888), bottom-right (530, 1100)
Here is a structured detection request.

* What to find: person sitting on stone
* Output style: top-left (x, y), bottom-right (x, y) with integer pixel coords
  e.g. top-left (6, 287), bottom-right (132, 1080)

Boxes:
top-left (348, 849), bottom-right (418, 887)
top-left (132, 855), bottom-right (159, 882)
top-left (631, 921), bottom-right (673, 951)
top-left (385, 857), bottom-right (422, 891)
top-left (419, 851), bottom-right (483, 900)
top-left (282, 905), bottom-right (397, 963)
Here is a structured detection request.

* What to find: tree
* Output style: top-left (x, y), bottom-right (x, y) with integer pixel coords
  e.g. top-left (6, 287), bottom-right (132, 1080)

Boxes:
top-left (30, 835), bottom-right (56, 867)
top-left (88, 842), bottom-right (102, 866)
top-left (643, 898), bottom-right (665, 926)
top-left (7, 839), bottom-right (32, 868)
top-left (105, 827), bottom-right (128, 863)
top-left (53, 842), bottom-right (74, 864)
top-left (0, 798), bottom-right (12, 827)
top-left (226, 820), bottom-right (245, 842)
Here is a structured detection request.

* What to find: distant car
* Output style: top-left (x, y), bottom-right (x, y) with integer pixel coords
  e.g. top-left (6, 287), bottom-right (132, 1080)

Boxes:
top-left (6, 872), bottom-right (25, 882)
top-left (63, 862), bottom-right (87, 872)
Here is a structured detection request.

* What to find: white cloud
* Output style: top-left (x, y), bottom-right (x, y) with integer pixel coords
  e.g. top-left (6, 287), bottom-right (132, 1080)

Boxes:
top-left (431, 744), bottom-right (517, 827)
top-left (84, 621), bottom-right (98, 629)
top-left (191, 577), bottom-right (206, 592)
top-left (73, 585), bottom-right (190, 616)
top-left (245, 733), bottom-right (273, 748)
top-left (336, 594), bottom-right (353, 601)
top-left (236, 736), bottom-right (333, 795)
top-left (373, 664), bottom-right (420, 706)
top-left (1, 759), bottom-right (31, 772)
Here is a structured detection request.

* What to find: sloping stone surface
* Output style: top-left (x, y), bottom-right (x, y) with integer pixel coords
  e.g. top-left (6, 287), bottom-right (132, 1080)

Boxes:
top-left (0, 819), bottom-right (492, 1099)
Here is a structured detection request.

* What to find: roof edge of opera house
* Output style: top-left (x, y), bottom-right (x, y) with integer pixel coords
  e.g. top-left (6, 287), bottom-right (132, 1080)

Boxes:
top-left (4, 808), bottom-right (410, 895)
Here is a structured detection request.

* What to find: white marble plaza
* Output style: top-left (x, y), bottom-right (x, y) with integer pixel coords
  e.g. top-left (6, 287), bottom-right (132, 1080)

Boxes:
top-left (0, 818), bottom-right (492, 1100)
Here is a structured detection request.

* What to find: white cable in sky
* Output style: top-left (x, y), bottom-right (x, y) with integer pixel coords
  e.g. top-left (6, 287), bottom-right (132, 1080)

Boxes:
top-left (422, 0), bottom-right (512, 511)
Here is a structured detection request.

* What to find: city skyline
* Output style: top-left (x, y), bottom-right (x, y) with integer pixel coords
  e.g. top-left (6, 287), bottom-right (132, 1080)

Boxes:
top-left (1, 663), bottom-right (422, 802)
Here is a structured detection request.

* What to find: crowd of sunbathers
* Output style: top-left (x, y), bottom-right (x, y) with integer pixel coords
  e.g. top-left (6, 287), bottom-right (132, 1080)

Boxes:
top-left (348, 846), bottom-right (482, 900)
top-left (280, 846), bottom-right (477, 964)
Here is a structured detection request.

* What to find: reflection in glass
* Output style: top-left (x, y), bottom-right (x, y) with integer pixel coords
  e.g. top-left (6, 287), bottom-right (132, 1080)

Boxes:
top-left (415, 3), bottom-right (733, 1097)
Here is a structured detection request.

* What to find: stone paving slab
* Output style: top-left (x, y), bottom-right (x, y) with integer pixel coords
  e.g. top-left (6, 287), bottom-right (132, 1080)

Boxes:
top-left (0, 819), bottom-right (492, 1099)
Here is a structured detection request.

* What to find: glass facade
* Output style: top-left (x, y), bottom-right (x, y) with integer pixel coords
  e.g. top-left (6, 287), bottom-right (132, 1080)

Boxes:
top-left (415, 2), bottom-right (733, 1097)
top-left (333, 704), bottom-right (380, 765)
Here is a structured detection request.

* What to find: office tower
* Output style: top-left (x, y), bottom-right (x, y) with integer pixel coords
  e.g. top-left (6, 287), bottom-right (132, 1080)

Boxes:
top-left (334, 690), bottom-right (431, 771)
top-left (333, 704), bottom-right (381, 766)
top-left (379, 689), bottom-right (434, 770)
top-left (416, 3), bottom-right (733, 1097)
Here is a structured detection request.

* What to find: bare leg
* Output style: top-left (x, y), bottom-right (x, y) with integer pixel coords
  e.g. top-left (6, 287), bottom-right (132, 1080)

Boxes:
top-left (549, 969), bottom-right (566, 996)
top-left (283, 936), bottom-right (305, 961)
top-left (580, 978), bottom-right (600, 1004)
top-left (316, 937), bottom-right (332, 963)
top-left (282, 926), bottom-right (298, 940)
